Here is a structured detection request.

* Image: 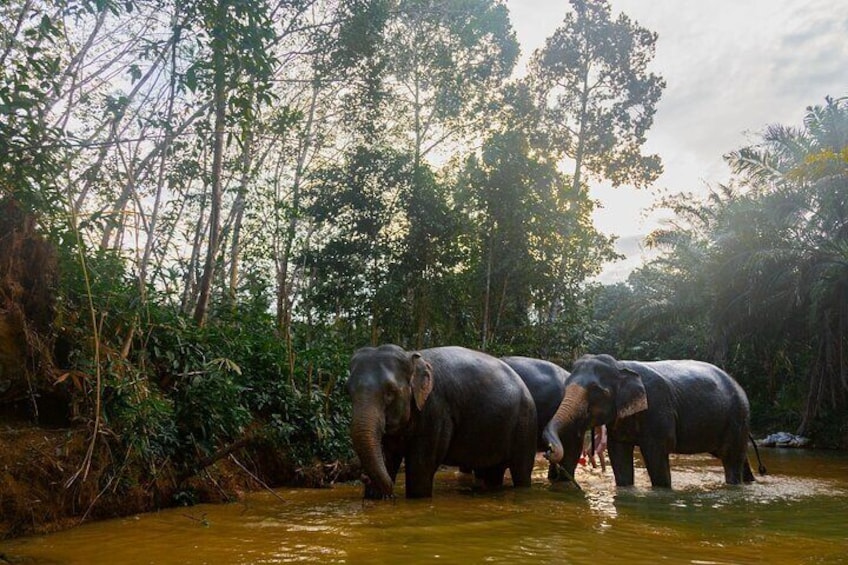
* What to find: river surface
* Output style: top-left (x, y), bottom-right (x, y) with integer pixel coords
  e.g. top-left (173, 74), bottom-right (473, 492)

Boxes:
top-left (4, 448), bottom-right (847, 564)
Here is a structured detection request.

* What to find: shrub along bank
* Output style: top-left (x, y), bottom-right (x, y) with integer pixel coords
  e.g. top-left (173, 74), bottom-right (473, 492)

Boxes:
top-left (0, 201), bottom-right (357, 539)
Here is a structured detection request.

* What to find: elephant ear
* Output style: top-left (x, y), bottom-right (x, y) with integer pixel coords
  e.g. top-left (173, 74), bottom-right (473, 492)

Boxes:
top-left (615, 365), bottom-right (648, 420)
top-left (410, 352), bottom-right (433, 411)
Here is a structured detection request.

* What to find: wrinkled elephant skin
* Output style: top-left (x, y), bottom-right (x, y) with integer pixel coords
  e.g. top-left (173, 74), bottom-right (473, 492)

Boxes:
top-left (543, 354), bottom-right (762, 488)
top-left (348, 345), bottom-right (537, 499)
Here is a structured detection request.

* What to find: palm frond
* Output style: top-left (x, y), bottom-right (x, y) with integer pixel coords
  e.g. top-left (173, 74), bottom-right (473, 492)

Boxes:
top-left (724, 147), bottom-right (782, 185)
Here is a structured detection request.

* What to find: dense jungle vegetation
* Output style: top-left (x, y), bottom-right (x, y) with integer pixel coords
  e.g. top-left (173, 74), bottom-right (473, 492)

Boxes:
top-left (0, 0), bottom-right (845, 536)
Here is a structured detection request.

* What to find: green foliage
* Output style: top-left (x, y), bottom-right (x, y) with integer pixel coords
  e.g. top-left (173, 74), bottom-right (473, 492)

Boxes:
top-left (181, 0), bottom-right (278, 112)
top-left (386, 0), bottom-right (519, 123)
top-left (0, 1), bottom-right (64, 215)
top-left (456, 97), bottom-right (615, 351)
top-left (140, 306), bottom-right (353, 466)
top-left (173, 359), bottom-right (251, 451)
top-left (329, 0), bottom-right (390, 67)
top-left (106, 381), bottom-right (179, 464)
top-left (303, 144), bottom-right (412, 330)
top-left (49, 245), bottom-right (354, 474)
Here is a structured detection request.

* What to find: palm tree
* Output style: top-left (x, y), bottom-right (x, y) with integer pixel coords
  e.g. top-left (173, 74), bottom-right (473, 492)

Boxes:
top-left (627, 97), bottom-right (847, 437)
top-left (724, 96), bottom-right (848, 435)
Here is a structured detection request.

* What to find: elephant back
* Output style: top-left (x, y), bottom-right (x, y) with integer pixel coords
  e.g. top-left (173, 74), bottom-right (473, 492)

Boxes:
top-left (419, 347), bottom-right (537, 463)
top-left (501, 356), bottom-right (569, 439)
top-left (632, 359), bottom-right (751, 453)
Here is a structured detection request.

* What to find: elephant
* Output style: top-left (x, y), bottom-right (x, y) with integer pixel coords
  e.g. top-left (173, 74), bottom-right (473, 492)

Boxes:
top-left (542, 354), bottom-right (766, 488)
top-left (347, 344), bottom-right (538, 499)
top-left (500, 356), bottom-right (581, 482)
top-left (500, 356), bottom-right (574, 450)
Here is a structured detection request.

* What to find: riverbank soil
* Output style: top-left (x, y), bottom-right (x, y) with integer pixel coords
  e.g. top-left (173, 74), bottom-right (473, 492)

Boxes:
top-left (1, 422), bottom-right (207, 538)
top-left (0, 421), bottom-right (355, 539)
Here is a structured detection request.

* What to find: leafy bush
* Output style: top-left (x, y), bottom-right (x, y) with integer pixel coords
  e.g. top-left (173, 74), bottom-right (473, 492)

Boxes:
top-left (172, 360), bottom-right (252, 454)
top-left (106, 381), bottom-right (179, 464)
top-left (50, 248), bottom-right (356, 481)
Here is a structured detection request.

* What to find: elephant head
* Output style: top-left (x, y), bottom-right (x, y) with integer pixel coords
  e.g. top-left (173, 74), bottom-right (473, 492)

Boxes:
top-left (543, 354), bottom-right (647, 464)
top-left (347, 344), bottom-right (433, 497)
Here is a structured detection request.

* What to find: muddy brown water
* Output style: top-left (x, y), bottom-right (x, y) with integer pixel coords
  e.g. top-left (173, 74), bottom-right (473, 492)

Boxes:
top-left (4, 448), bottom-right (847, 564)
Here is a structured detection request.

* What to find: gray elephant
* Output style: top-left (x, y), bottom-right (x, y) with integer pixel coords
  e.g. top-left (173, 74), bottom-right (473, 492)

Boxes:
top-left (501, 356), bottom-right (582, 482)
top-left (543, 354), bottom-right (766, 488)
top-left (348, 344), bottom-right (538, 499)
top-left (500, 356), bottom-right (573, 450)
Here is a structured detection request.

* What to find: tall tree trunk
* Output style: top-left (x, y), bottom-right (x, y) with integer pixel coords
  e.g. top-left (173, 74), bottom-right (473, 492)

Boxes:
top-left (548, 46), bottom-right (591, 324)
top-left (481, 230), bottom-right (493, 350)
top-left (411, 55), bottom-right (429, 348)
top-left (194, 0), bottom-right (228, 326)
top-left (276, 83), bottom-right (320, 381)
top-left (228, 123), bottom-right (254, 307)
top-left (140, 8), bottom-right (181, 291)
top-left (181, 192), bottom-right (207, 315)
top-left (493, 273), bottom-right (510, 343)
top-left (97, 101), bottom-right (210, 248)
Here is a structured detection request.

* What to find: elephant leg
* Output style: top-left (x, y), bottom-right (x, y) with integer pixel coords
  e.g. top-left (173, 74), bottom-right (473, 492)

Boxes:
top-left (742, 459), bottom-right (755, 483)
top-left (720, 453), bottom-right (750, 485)
top-left (475, 465), bottom-right (507, 490)
top-left (507, 408), bottom-right (537, 489)
top-left (640, 442), bottom-right (671, 487)
top-left (404, 439), bottom-right (445, 498)
top-left (508, 448), bottom-right (536, 488)
top-left (740, 433), bottom-right (756, 482)
top-left (549, 429), bottom-right (584, 483)
top-left (404, 460), bottom-right (437, 498)
top-left (721, 460), bottom-right (741, 484)
top-left (720, 434), bottom-right (753, 485)
top-left (386, 450), bottom-right (403, 483)
top-left (607, 441), bottom-right (636, 486)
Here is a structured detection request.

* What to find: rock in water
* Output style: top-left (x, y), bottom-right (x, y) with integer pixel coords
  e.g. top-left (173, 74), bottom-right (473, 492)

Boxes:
top-left (758, 432), bottom-right (811, 448)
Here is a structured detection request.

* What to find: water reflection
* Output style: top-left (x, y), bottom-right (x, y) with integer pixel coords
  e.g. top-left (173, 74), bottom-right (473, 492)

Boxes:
top-left (5, 450), bottom-right (848, 564)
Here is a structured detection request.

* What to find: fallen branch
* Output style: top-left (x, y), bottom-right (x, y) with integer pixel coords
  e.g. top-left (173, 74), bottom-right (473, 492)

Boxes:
top-left (229, 454), bottom-right (286, 503)
top-left (177, 432), bottom-right (256, 484)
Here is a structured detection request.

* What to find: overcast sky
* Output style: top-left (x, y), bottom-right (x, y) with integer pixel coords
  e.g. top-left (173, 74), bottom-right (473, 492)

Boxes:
top-left (505, 0), bottom-right (848, 280)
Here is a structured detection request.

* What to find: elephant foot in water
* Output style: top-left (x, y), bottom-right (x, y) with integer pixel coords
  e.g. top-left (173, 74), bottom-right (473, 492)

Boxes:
top-left (471, 466), bottom-right (508, 491)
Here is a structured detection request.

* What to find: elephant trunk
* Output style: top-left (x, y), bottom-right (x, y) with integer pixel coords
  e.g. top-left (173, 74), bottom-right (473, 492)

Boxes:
top-left (543, 384), bottom-right (589, 464)
top-left (350, 403), bottom-right (393, 497)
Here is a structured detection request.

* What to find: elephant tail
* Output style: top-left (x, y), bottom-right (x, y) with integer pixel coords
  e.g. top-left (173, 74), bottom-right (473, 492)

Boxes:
top-left (749, 433), bottom-right (768, 475)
